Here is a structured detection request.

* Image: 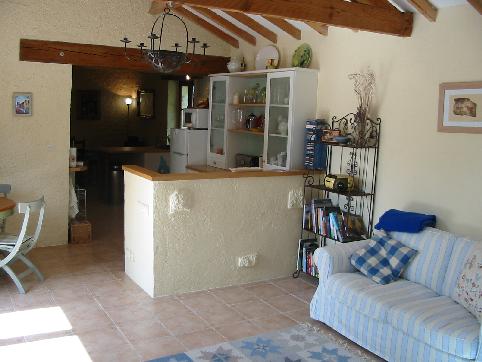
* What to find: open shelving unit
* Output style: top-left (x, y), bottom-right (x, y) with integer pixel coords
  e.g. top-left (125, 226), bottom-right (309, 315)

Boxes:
top-left (293, 113), bottom-right (381, 278)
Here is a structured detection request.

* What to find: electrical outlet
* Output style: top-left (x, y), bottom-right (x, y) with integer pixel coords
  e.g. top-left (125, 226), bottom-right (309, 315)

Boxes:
top-left (237, 254), bottom-right (257, 268)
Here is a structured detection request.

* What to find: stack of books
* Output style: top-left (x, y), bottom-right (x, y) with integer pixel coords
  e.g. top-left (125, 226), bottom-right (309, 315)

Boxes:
top-left (303, 199), bottom-right (367, 242)
top-left (304, 119), bottom-right (327, 170)
top-left (298, 239), bottom-right (318, 277)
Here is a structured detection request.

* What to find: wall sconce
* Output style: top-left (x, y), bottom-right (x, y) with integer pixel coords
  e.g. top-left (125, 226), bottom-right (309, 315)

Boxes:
top-left (185, 74), bottom-right (191, 81)
top-left (125, 97), bottom-right (133, 106)
top-left (125, 97), bottom-right (132, 139)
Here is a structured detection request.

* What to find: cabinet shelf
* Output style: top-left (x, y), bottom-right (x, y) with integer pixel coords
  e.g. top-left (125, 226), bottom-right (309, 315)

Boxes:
top-left (230, 103), bottom-right (266, 107)
top-left (268, 133), bottom-right (288, 138)
top-left (228, 128), bottom-right (264, 136)
top-left (307, 184), bottom-right (374, 197)
top-left (211, 127), bottom-right (225, 131)
top-left (270, 104), bottom-right (290, 108)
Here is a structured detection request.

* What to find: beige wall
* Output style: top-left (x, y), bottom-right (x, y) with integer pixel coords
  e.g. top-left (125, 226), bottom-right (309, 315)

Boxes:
top-left (236, 6), bottom-right (482, 240)
top-left (0, 0), bottom-right (230, 246)
top-left (151, 176), bottom-right (304, 296)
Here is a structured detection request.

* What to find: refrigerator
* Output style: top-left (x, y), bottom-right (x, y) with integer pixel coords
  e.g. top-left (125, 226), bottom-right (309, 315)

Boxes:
top-left (170, 128), bottom-right (208, 173)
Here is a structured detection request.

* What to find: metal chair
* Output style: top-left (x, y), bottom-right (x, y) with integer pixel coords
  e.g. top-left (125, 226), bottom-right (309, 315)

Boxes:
top-left (0, 196), bottom-right (45, 293)
top-left (0, 184), bottom-right (12, 233)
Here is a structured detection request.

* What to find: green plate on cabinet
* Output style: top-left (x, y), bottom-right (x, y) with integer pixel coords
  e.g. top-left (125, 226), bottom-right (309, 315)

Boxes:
top-left (292, 43), bottom-right (312, 68)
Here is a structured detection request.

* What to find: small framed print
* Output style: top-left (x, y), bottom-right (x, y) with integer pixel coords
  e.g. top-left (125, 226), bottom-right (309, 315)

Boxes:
top-left (13, 92), bottom-right (32, 116)
top-left (438, 82), bottom-right (482, 134)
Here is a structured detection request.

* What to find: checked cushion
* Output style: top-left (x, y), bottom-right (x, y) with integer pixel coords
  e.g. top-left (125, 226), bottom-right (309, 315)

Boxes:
top-left (350, 231), bottom-right (417, 285)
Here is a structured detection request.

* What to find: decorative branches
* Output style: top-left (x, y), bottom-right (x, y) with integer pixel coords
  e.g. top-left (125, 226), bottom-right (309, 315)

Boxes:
top-left (348, 69), bottom-right (375, 122)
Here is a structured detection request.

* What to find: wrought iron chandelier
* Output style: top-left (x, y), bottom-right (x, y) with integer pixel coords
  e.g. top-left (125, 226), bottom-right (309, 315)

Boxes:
top-left (121, 5), bottom-right (207, 73)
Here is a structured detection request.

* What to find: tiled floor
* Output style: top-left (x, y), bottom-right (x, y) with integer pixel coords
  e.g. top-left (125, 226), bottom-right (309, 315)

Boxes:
top-left (0, 197), bottom-right (379, 361)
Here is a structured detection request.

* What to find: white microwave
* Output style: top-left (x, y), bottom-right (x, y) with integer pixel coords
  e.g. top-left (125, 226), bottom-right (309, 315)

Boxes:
top-left (181, 108), bottom-right (209, 129)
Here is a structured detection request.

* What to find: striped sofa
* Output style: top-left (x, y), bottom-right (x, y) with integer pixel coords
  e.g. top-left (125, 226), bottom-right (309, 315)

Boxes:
top-left (310, 227), bottom-right (481, 362)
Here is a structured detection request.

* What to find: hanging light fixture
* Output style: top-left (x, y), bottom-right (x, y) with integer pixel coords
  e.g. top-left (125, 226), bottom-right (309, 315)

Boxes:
top-left (121, 4), bottom-right (206, 73)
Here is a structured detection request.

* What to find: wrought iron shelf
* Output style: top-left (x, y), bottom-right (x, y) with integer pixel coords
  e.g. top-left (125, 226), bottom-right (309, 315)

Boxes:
top-left (302, 228), bottom-right (365, 243)
top-left (306, 184), bottom-right (374, 197)
top-left (306, 140), bottom-right (378, 149)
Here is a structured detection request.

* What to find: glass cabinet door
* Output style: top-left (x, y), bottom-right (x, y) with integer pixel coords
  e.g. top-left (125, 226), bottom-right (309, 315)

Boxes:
top-left (210, 80), bottom-right (226, 155)
top-left (266, 76), bottom-right (291, 168)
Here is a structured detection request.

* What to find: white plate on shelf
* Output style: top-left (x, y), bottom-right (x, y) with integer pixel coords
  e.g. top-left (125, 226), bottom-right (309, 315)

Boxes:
top-left (255, 45), bottom-right (280, 70)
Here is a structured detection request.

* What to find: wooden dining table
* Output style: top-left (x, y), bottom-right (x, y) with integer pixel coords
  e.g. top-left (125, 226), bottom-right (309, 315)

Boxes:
top-left (0, 197), bottom-right (16, 219)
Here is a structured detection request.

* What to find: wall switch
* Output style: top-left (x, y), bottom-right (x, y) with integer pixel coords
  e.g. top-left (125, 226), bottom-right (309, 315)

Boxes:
top-left (237, 253), bottom-right (257, 268)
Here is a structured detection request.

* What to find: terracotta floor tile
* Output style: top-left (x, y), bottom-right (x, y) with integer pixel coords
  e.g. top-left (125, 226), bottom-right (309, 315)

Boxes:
top-left (285, 308), bottom-right (318, 325)
top-left (162, 312), bottom-right (208, 336)
top-left (87, 345), bottom-right (140, 362)
top-left (11, 292), bottom-right (55, 310)
top-left (178, 329), bottom-right (226, 350)
top-left (251, 313), bottom-right (298, 333)
top-left (210, 286), bottom-right (257, 304)
top-left (132, 335), bottom-right (184, 360)
top-left (197, 305), bottom-right (245, 327)
top-left (293, 288), bottom-right (316, 303)
top-left (76, 326), bottom-right (127, 353)
top-left (264, 294), bottom-right (307, 312)
top-left (104, 304), bottom-right (155, 324)
top-left (117, 319), bottom-right (170, 343)
top-left (245, 283), bottom-right (286, 299)
top-left (215, 320), bottom-right (264, 341)
top-left (232, 300), bottom-right (279, 319)
top-left (272, 277), bottom-right (315, 293)
top-left (141, 298), bottom-right (191, 320)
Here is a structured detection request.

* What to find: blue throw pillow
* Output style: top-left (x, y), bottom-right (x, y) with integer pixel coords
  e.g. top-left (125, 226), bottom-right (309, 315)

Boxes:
top-left (372, 231), bottom-right (417, 278)
top-left (350, 232), bottom-right (417, 285)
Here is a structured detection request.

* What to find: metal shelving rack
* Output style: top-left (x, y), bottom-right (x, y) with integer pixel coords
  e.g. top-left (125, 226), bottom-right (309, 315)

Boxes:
top-left (293, 113), bottom-right (381, 278)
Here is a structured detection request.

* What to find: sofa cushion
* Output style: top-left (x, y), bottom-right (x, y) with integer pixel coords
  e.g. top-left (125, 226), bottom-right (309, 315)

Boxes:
top-left (442, 236), bottom-right (477, 298)
top-left (389, 227), bottom-right (455, 295)
top-left (454, 245), bottom-right (482, 322)
top-left (325, 273), bottom-right (437, 323)
top-left (350, 241), bottom-right (396, 284)
top-left (388, 295), bottom-right (480, 359)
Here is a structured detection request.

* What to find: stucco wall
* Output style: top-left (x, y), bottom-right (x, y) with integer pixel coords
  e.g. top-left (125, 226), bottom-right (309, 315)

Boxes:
top-left (0, 0), bottom-right (230, 246)
top-left (151, 175), bottom-right (304, 296)
top-left (236, 5), bottom-right (482, 240)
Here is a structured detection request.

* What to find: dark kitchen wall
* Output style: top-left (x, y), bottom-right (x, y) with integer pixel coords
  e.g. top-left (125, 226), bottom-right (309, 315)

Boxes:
top-left (70, 66), bottom-right (171, 148)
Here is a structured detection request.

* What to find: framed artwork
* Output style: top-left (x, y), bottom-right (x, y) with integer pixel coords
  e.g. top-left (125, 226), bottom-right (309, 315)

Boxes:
top-left (137, 89), bottom-right (155, 119)
top-left (13, 92), bottom-right (32, 116)
top-left (438, 81), bottom-right (482, 133)
top-left (76, 90), bottom-right (101, 120)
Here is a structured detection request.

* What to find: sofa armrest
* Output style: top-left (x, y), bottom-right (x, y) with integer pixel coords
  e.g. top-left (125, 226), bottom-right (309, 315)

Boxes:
top-left (314, 240), bottom-right (370, 283)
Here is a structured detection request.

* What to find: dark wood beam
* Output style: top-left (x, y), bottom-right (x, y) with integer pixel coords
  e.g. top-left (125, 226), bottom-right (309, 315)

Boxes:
top-left (150, 0), bottom-right (413, 37)
top-left (224, 11), bottom-right (277, 43)
top-left (407, 0), bottom-right (438, 21)
top-left (19, 39), bottom-right (229, 76)
top-left (306, 21), bottom-right (328, 36)
top-left (175, 6), bottom-right (239, 48)
top-left (467, 0), bottom-right (482, 15)
top-left (190, 6), bottom-right (256, 45)
top-left (263, 16), bottom-right (301, 40)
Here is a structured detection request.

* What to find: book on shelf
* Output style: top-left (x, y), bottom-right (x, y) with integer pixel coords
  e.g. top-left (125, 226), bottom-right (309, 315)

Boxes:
top-left (298, 238), bottom-right (318, 277)
top-left (304, 119), bottom-right (328, 170)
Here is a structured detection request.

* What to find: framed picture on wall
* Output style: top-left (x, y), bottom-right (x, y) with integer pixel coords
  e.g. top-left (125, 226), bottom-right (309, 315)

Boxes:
top-left (13, 92), bottom-right (32, 116)
top-left (438, 81), bottom-right (482, 134)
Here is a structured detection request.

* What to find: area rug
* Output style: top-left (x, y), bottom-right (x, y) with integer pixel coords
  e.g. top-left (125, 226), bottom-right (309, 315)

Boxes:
top-left (149, 324), bottom-right (373, 362)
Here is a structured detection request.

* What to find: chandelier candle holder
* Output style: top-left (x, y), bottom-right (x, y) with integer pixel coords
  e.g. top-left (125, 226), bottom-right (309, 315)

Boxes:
top-left (121, 6), bottom-right (207, 73)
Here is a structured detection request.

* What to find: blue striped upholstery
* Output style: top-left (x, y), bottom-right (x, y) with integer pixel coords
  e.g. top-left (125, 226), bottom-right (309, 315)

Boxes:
top-left (310, 228), bottom-right (482, 361)
top-left (388, 296), bottom-right (480, 359)
top-left (325, 273), bottom-right (437, 322)
top-left (311, 293), bottom-right (477, 362)
top-left (443, 237), bottom-right (477, 298)
top-left (389, 227), bottom-right (456, 295)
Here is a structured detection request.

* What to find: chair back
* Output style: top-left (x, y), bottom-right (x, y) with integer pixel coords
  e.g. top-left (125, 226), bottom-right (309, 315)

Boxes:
top-left (16, 196), bottom-right (46, 253)
top-left (0, 184), bottom-right (11, 197)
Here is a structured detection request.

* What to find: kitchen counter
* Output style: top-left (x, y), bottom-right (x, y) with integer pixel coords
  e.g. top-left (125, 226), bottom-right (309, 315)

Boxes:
top-left (122, 165), bottom-right (306, 182)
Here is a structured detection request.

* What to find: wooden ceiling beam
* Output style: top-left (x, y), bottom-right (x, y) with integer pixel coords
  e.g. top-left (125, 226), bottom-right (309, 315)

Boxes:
top-left (305, 21), bottom-right (328, 36)
top-left (263, 16), bottom-right (301, 40)
top-left (18, 39), bottom-right (229, 76)
top-left (150, 0), bottom-right (413, 37)
top-left (407, 0), bottom-right (438, 21)
top-left (174, 6), bottom-right (239, 48)
top-left (190, 6), bottom-right (256, 45)
top-left (467, 0), bottom-right (482, 15)
top-left (224, 11), bottom-right (277, 43)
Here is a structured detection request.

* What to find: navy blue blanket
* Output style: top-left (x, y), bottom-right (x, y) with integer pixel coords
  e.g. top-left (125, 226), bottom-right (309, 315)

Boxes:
top-left (375, 209), bottom-right (436, 233)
